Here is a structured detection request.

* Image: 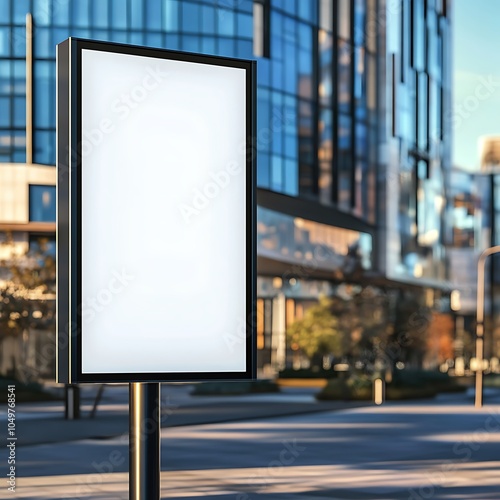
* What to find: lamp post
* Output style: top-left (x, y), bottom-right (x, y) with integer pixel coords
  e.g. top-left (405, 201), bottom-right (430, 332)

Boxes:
top-left (475, 245), bottom-right (500, 408)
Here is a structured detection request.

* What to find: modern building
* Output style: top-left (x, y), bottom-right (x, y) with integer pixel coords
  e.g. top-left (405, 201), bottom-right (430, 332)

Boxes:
top-left (0, 0), bottom-right (452, 378)
top-left (446, 137), bottom-right (500, 374)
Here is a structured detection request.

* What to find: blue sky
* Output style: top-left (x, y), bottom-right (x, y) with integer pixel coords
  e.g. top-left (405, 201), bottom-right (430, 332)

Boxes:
top-left (453, 0), bottom-right (500, 170)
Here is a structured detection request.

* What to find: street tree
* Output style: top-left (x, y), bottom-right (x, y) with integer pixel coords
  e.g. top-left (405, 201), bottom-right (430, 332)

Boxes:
top-left (286, 296), bottom-right (342, 364)
top-left (0, 233), bottom-right (56, 379)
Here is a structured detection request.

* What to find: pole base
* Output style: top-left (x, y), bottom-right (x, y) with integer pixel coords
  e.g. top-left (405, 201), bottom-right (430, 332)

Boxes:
top-left (129, 382), bottom-right (161, 500)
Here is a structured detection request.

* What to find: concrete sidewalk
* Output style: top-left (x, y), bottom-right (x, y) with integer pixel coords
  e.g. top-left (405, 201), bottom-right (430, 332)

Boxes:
top-left (12, 384), bottom-right (369, 446)
top-left (18, 400), bottom-right (369, 446)
top-left (11, 384), bottom-right (492, 448)
top-left (17, 399), bottom-right (500, 499)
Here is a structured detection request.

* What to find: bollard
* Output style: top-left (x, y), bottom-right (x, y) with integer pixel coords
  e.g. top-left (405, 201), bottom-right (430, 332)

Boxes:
top-left (373, 378), bottom-right (385, 405)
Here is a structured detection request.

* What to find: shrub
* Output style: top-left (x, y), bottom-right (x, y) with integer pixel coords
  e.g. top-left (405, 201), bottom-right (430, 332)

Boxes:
top-left (385, 385), bottom-right (437, 400)
top-left (391, 369), bottom-right (465, 393)
top-left (483, 374), bottom-right (500, 388)
top-left (316, 375), bottom-right (371, 401)
top-left (278, 368), bottom-right (338, 379)
top-left (316, 370), bottom-right (464, 401)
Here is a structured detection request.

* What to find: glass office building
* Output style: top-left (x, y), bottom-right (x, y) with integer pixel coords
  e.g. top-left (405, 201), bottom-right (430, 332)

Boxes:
top-left (446, 160), bottom-right (500, 372)
top-left (0, 0), bottom-right (452, 376)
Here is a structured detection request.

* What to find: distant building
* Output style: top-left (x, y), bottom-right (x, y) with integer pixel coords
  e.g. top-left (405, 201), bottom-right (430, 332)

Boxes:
top-left (479, 135), bottom-right (500, 170)
top-left (446, 157), bottom-right (500, 374)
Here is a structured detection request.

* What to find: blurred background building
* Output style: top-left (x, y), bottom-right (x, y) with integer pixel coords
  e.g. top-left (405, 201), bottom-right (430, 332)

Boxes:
top-left (0, 0), bottom-right (467, 379)
top-left (446, 136), bottom-right (500, 376)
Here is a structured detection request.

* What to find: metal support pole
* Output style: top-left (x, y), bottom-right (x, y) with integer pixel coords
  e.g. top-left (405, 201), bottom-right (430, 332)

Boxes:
top-left (129, 383), bottom-right (161, 500)
top-left (475, 245), bottom-right (500, 408)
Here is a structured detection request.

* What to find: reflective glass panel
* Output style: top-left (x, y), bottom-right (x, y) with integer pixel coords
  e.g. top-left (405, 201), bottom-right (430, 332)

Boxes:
top-left (29, 185), bottom-right (56, 221)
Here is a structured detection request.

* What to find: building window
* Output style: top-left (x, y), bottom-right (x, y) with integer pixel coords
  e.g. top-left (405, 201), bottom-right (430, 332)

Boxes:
top-left (257, 206), bottom-right (373, 272)
top-left (253, 0), bottom-right (270, 58)
top-left (264, 298), bottom-right (273, 348)
top-left (319, 0), bottom-right (333, 31)
top-left (29, 234), bottom-right (56, 258)
top-left (411, 0), bottom-right (425, 71)
top-left (417, 72), bottom-right (428, 151)
top-left (417, 160), bottom-right (444, 248)
top-left (29, 185), bottom-right (56, 222)
top-left (338, 0), bottom-right (350, 39)
top-left (451, 194), bottom-right (475, 248)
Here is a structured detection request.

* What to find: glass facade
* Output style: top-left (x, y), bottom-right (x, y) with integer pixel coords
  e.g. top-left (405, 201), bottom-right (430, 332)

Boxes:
top-left (446, 168), bottom-right (479, 249)
top-left (258, 206), bottom-right (372, 273)
top-left (384, 0), bottom-right (451, 283)
top-left (0, 0), bottom-right (256, 165)
top-left (446, 166), bottom-right (500, 365)
top-left (28, 184), bottom-right (55, 221)
top-left (255, 0), bottom-right (377, 224)
top-left (0, 0), bottom-right (382, 222)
